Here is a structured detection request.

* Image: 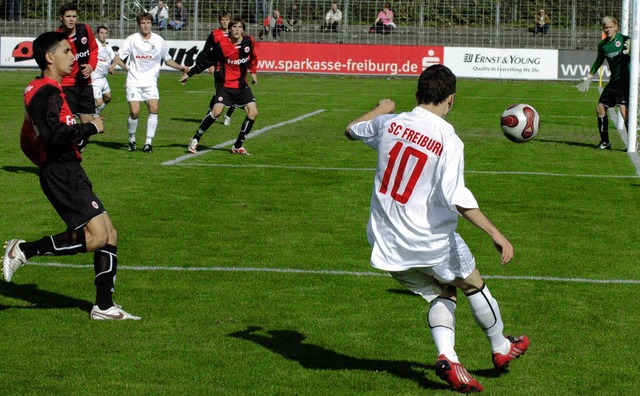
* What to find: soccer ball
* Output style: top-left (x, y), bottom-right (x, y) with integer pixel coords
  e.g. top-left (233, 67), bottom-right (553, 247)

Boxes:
top-left (500, 104), bottom-right (540, 143)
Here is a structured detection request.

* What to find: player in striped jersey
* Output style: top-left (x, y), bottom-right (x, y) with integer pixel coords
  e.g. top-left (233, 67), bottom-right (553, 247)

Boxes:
top-left (56, 3), bottom-right (99, 151)
top-left (208, 11), bottom-right (236, 126)
top-left (3, 32), bottom-right (139, 320)
top-left (181, 17), bottom-right (258, 155)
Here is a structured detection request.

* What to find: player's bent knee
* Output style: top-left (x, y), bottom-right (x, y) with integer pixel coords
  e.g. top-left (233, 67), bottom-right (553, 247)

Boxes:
top-left (108, 227), bottom-right (118, 245)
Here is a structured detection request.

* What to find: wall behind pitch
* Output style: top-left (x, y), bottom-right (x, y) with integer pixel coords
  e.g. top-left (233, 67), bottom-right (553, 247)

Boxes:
top-left (558, 50), bottom-right (609, 81)
top-left (1, 36), bottom-right (603, 83)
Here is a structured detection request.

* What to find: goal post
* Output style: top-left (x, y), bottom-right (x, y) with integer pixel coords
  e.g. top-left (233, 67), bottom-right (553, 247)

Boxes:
top-left (629, 0), bottom-right (639, 152)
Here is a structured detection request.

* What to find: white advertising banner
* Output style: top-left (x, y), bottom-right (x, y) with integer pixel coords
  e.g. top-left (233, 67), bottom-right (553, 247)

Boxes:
top-left (1, 36), bottom-right (199, 70)
top-left (444, 47), bottom-right (558, 80)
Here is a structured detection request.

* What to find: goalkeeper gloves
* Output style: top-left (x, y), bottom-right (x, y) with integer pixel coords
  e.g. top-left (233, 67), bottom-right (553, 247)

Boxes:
top-left (623, 40), bottom-right (631, 55)
top-left (577, 74), bottom-right (593, 93)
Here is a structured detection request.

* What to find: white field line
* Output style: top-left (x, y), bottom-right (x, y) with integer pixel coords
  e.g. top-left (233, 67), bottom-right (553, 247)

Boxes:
top-left (170, 162), bottom-right (640, 178)
top-left (163, 109), bottom-right (326, 166)
top-left (23, 262), bottom-right (640, 284)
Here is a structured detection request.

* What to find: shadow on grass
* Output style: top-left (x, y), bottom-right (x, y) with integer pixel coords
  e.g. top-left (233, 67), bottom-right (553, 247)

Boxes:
top-left (0, 281), bottom-right (92, 313)
top-left (386, 288), bottom-right (418, 297)
top-left (228, 325), bottom-right (448, 390)
top-left (171, 117), bottom-right (230, 125)
top-left (1, 165), bottom-right (38, 175)
top-left (85, 140), bottom-right (129, 151)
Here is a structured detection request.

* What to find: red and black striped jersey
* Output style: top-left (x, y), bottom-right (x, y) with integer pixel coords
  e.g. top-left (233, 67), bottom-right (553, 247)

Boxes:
top-left (217, 35), bottom-right (257, 89)
top-left (21, 76), bottom-right (98, 166)
top-left (188, 34), bottom-right (257, 89)
top-left (211, 28), bottom-right (228, 72)
top-left (56, 23), bottom-right (98, 87)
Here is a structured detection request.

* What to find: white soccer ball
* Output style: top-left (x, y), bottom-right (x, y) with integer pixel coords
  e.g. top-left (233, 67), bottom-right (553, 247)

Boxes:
top-left (500, 103), bottom-right (540, 143)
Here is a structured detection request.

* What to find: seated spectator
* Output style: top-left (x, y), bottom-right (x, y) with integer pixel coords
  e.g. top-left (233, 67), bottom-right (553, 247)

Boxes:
top-left (259, 9), bottom-right (285, 40)
top-left (320, 2), bottom-right (342, 33)
top-left (369, 3), bottom-right (395, 34)
top-left (168, 1), bottom-right (188, 30)
top-left (283, 2), bottom-right (302, 32)
top-left (149, 0), bottom-right (169, 30)
top-left (533, 9), bottom-right (550, 35)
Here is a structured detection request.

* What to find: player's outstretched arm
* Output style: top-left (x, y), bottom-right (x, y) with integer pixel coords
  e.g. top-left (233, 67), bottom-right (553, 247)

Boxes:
top-left (109, 55), bottom-right (127, 74)
top-left (577, 73), bottom-right (593, 92)
top-left (345, 99), bottom-right (395, 139)
top-left (180, 72), bottom-right (190, 85)
top-left (457, 206), bottom-right (514, 265)
top-left (165, 59), bottom-right (188, 73)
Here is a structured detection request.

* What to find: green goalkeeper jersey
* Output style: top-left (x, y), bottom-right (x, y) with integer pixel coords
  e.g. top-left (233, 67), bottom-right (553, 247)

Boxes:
top-left (590, 32), bottom-right (630, 84)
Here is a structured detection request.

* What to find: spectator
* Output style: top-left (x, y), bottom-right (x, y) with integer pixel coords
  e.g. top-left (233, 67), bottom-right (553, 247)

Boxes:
top-left (255, 0), bottom-right (267, 24)
top-left (320, 2), bottom-right (341, 33)
top-left (258, 9), bottom-right (285, 40)
top-left (283, 2), bottom-right (302, 32)
top-left (533, 9), bottom-right (550, 36)
top-left (168, 1), bottom-right (188, 30)
top-left (6, 0), bottom-right (21, 21)
top-left (370, 3), bottom-right (396, 34)
top-left (149, 0), bottom-right (169, 30)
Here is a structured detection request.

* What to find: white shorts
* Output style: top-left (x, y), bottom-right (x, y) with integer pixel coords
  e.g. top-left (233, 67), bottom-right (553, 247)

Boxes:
top-left (388, 233), bottom-right (476, 302)
top-left (92, 77), bottom-right (111, 99)
top-left (126, 85), bottom-right (159, 102)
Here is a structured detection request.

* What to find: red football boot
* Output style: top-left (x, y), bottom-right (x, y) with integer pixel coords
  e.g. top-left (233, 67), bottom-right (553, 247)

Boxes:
top-left (435, 354), bottom-right (484, 393)
top-left (492, 335), bottom-right (530, 372)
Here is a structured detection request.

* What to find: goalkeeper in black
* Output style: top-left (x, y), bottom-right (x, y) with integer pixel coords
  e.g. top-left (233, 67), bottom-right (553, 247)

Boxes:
top-left (578, 16), bottom-right (631, 150)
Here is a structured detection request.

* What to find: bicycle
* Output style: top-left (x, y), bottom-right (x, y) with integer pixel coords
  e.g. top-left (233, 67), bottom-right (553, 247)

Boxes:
top-left (122, 0), bottom-right (156, 21)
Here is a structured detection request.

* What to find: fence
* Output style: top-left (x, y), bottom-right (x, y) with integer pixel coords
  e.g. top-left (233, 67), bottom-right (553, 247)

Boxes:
top-left (0, 0), bottom-right (624, 49)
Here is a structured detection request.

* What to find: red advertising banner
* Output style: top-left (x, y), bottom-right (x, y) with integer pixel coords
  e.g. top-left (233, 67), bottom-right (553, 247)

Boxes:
top-left (254, 42), bottom-right (443, 76)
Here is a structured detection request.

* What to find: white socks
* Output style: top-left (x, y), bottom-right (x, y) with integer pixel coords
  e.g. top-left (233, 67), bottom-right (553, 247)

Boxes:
top-left (428, 284), bottom-right (510, 360)
top-left (146, 113), bottom-right (158, 145)
top-left (466, 284), bottom-right (510, 354)
top-left (128, 116), bottom-right (138, 142)
top-left (428, 298), bottom-right (459, 362)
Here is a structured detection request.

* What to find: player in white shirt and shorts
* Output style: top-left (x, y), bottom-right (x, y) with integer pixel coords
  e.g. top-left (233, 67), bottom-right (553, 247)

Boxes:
top-left (346, 64), bottom-right (529, 393)
top-left (91, 26), bottom-right (116, 115)
top-left (110, 12), bottom-right (187, 153)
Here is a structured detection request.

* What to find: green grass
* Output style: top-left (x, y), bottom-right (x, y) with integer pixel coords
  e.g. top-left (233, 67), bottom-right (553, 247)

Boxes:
top-left (1, 71), bottom-right (639, 395)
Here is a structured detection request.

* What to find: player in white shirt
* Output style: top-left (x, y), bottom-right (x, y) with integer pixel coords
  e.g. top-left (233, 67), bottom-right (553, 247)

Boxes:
top-left (91, 26), bottom-right (116, 115)
top-left (110, 12), bottom-right (187, 153)
top-left (346, 64), bottom-right (529, 393)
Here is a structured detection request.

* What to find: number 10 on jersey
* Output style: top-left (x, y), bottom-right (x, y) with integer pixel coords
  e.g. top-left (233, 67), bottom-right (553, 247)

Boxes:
top-left (380, 142), bottom-right (428, 204)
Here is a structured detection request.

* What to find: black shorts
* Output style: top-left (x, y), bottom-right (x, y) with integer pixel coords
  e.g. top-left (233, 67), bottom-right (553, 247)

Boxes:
top-left (39, 161), bottom-right (105, 229)
top-left (599, 81), bottom-right (629, 108)
top-left (63, 85), bottom-right (97, 115)
top-left (212, 87), bottom-right (256, 109)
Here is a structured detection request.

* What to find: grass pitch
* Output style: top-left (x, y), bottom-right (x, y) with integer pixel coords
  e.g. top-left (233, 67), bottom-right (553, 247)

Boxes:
top-left (1, 70), bottom-right (639, 395)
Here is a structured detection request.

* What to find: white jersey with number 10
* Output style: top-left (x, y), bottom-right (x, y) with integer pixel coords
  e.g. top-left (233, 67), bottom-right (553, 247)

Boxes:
top-left (349, 106), bottom-right (478, 271)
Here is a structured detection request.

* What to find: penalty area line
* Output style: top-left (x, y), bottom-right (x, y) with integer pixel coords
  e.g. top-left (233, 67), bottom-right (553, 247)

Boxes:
top-left (163, 109), bottom-right (326, 166)
top-left (24, 262), bottom-right (640, 285)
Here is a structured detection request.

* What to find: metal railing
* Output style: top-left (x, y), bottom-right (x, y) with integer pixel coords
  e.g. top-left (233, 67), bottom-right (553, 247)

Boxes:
top-left (0, 0), bottom-right (623, 49)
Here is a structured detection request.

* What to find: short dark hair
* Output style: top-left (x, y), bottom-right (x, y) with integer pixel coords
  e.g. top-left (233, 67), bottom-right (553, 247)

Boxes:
top-left (218, 10), bottom-right (231, 22)
top-left (137, 12), bottom-right (153, 25)
top-left (416, 64), bottom-right (456, 106)
top-left (33, 31), bottom-right (68, 71)
top-left (97, 25), bottom-right (108, 34)
top-left (230, 17), bottom-right (246, 30)
top-left (59, 3), bottom-right (78, 16)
